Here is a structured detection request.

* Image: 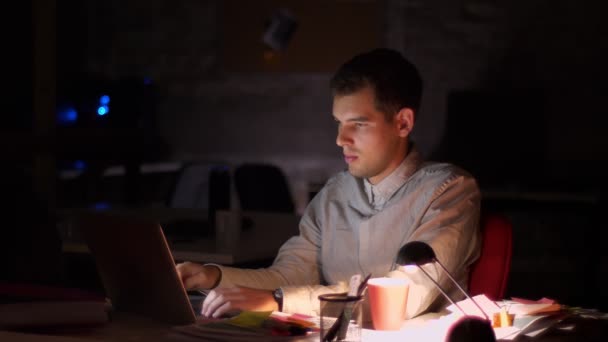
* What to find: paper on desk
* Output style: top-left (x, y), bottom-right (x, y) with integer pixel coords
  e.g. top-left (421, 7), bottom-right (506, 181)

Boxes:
top-left (493, 326), bottom-right (520, 340)
top-left (170, 322), bottom-right (315, 341)
top-left (511, 296), bottom-right (556, 304)
top-left (170, 311), bottom-right (317, 341)
top-left (364, 311), bottom-right (520, 341)
top-left (499, 297), bottom-right (562, 316)
top-left (499, 312), bottom-right (569, 340)
top-left (363, 313), bottom-right (459, 342)
top-left (444, 295), bottom-right (565, 340)
top-left (271, 312), bottom-right (318, 329)
top-left (490, 298), bottom-right (566, 340)
top-left (446, 294), bottom-right (501, 318)
top-left (508, 303), bottom-right (562, 316)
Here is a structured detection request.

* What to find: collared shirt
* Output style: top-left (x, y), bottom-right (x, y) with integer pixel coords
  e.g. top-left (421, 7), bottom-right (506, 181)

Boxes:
top-left (215, 147), bottom-right (481, 319)
top-left (363, 150), bottom-right (422, 210)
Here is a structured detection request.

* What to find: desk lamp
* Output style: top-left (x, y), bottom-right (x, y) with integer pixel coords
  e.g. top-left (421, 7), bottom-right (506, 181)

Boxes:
top-left (396, 241), bottom-right (496, 342)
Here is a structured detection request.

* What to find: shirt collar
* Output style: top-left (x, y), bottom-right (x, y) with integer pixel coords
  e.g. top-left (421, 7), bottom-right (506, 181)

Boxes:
top-left (363, 146), bottom-right (423, 208)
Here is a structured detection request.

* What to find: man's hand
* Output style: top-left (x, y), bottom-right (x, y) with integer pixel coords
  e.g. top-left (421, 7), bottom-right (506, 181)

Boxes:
top-left (201, 286), bottom-right (278, 318)
top-left (176, 262), bottom-right (221, 290)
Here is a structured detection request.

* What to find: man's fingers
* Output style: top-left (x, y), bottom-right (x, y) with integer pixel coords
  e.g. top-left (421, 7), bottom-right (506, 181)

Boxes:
top-left (202, 289), bottom-right (245, 318)
top-left (211, 302), bottom-right (235, 318)
top-left (202, 290), bottom-right (223, 317)
top-left (200, 287), bottom-right (274, 318)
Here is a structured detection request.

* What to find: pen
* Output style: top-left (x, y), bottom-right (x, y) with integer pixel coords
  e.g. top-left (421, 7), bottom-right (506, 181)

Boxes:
top-left (336, 273), bottom-right (370, 340)
top-left (323, 273), bottom-right (370, 341)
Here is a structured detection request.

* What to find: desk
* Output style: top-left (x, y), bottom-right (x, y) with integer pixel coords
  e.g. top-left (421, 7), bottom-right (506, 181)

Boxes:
top-left (59, 209), bottom-right (300, 265)
top-left (0, 312), bottom-right (172, 341)
top-left (2, 310), bottom-right (608, 341)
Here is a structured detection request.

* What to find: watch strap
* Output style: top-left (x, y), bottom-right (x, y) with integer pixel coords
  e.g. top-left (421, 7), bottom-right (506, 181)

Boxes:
top-left (273, 288), bottom-right (284, 312)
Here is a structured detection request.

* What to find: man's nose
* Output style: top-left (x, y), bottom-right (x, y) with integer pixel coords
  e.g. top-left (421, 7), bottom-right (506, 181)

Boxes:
top-left (336, 127), bottom-right (350, 147)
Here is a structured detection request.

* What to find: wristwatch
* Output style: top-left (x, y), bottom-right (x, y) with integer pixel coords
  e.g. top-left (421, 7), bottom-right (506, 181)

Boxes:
top-left (272, 288), bottom-right (284, 312)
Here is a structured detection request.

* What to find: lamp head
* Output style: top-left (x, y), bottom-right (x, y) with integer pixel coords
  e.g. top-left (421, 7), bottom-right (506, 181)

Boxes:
top-left (396, 241), bottom-right (437, 266)
top-left (446, 316), bottom-right (496, 342)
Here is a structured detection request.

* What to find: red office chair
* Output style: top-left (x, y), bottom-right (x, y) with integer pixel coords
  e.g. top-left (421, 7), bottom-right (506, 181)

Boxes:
top-left (468, 214), bottom-right (513, 301)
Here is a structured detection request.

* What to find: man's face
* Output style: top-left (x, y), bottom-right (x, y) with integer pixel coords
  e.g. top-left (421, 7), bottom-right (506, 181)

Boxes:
top-left (333, 86), bottom-right (408, 185)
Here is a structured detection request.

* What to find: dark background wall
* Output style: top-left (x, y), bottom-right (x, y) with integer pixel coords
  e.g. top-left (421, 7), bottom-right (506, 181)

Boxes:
top-left (57, 0), bottom-right (608, 205)
top-left (4, 0), bottom-right (608, 310)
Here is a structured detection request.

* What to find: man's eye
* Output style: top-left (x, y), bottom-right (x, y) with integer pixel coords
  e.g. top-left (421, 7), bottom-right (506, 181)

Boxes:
top-left (355, 123), bottom-right (365, 128)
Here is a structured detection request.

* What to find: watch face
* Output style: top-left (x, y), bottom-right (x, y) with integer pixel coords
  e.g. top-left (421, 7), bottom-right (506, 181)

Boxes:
top-left (274, 288), bottom-right (283, 300)
top-left (273, 288), bottom-right (283, 311)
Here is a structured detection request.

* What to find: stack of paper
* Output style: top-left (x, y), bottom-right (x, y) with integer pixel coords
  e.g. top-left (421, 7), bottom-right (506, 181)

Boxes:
top-left (169, 311), bottom-right (319, 341)
top-left (496, 297), bottom-right (566, 340)
top-left (507, 297), bottom-right (562, 316)
top-left (446, 294), bottom-right (566, 340)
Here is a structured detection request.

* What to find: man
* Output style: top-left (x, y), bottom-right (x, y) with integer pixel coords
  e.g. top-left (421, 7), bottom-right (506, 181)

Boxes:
top-left (177, 48), bottom-right (481, 320)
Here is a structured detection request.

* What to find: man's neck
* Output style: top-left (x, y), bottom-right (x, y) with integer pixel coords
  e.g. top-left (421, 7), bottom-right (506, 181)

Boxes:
top-left (366, 143), bottom-right (410, 185)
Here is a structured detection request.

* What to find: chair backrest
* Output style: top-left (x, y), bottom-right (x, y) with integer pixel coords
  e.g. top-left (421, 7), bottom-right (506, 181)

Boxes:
top-left (168, 162), bottom-right (230, 211)
top-left (234, 163), bottom-right (295, 213)
top-left (468, 214), bottom-right (513, 301)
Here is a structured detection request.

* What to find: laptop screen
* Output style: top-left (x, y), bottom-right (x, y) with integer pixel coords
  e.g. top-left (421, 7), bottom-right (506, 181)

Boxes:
top-left (77, 212), bottom-right (197, 325)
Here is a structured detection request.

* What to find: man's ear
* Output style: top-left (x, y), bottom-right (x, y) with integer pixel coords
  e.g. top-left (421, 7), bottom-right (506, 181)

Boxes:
top-left (395, 108), bottom-right (414, 138)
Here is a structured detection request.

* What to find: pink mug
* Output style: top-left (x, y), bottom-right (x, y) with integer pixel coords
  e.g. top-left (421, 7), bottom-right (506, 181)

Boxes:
top-left (367, 277), bottom-right (409, 330)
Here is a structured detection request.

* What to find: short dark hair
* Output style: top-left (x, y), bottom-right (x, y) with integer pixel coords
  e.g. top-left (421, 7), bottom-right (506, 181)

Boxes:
top-left (330, 48), bottom-right (423, 121)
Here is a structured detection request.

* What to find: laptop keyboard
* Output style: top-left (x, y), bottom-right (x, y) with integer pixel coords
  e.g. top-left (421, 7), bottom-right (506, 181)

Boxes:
top-left (187, 291), bottom-right (206, 316)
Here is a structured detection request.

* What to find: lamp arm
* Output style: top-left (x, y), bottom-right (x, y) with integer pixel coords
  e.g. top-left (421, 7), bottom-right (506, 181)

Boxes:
top-left (417, 265), bottom-right (466, 315)
top-left (435, 260), bottom-right (489, 320)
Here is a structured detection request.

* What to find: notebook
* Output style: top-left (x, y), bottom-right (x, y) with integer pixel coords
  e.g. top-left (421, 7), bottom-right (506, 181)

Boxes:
top-left (76, 212), bottom-right (197, 325)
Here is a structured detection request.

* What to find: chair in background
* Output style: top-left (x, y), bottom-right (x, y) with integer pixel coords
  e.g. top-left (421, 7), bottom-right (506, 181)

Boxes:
top-left (234, 163), bottom-right (295, 213)
top-left (468, 213), bottom-right (513, 301)
top-left (167, 162), bottom-right (210, 209)
top-left (168, 162), bottom-right (231, 211)
top-left (165, 162), bottom-right (231, 238)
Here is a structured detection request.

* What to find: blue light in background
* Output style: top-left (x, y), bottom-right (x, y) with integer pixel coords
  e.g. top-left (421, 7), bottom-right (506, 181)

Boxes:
top-left (57, 106), bottom-right (78, 124)
top-left (97, 105), bottom-right (109, 116)
top-left (92, 202), bottom-right (111, 211)
top-left (73, 160), bottom-right (86, 170)
top-left (144, 77), bottom-right (152, 85)
top-left (99, 95), bottom-right (110, 105)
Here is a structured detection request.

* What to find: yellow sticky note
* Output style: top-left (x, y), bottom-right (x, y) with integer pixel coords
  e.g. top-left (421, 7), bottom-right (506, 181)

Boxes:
top-left (228, 311), bottom-right (272, 328)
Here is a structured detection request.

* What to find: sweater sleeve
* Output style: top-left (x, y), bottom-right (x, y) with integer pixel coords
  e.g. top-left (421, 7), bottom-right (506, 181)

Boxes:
top-left (396, 172), bottom-right (481, 319)
top-left (213, 186), bottom-right (346, 315)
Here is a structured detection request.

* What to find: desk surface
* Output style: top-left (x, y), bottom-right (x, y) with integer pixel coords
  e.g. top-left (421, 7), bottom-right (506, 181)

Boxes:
top-left (2, 310), bottom-right (608, 341)
top-left (60, 209), bottom-right (301, 265)
top-left (0, 312), bottom-right (172, 341)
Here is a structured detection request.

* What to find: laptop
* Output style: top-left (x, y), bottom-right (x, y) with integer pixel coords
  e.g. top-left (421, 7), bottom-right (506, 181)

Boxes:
top-left (76, 212), bottom-right (199, 325)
